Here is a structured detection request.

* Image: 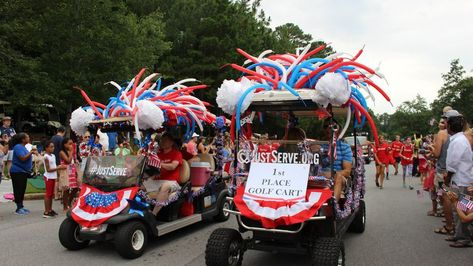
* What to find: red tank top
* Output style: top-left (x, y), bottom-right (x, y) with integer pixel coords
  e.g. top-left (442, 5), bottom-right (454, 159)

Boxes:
top-left (401, 144), bottom-right (414, 165)
top-left (376, 142), bottom-right (390, 164)
top-left (391, 141), bottom-right (403, 157)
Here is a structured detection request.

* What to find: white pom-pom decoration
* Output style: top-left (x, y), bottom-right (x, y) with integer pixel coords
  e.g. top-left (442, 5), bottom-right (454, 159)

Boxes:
top-left (70, 107), bottom-right (95, 136)
top-left (313, 72), bottom-right (351, 107)
top-left (135, 100), bottom-right (164, 130)
top-left (216, 77), bottom-right (255, 115)
top-left (97, 129), bottom-right (109, 150)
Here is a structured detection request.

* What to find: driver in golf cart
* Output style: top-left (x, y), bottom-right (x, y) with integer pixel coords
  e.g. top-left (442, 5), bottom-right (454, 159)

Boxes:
top-left (282, 119), bottom-right (352, 201)
top-left (319, 119), bottom-right (353, 202)
top-left (142, 133), bottom-right (183, 215)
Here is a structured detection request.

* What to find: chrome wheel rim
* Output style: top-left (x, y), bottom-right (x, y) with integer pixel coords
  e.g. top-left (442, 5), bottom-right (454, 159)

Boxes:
top-left (337, 250), bottom-right (344, 266)
top-left (131, 230), bottom-right (145, 251)
top-left (74, 226), bottom-right (84, 243)
top-left (228, 240), bottom-right (241, 266)
top-left (223, 202), bottom-right (230, 218)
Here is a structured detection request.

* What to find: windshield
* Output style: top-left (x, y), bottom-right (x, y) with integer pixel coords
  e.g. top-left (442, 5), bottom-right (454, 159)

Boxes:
top-left (83, 156), bottom-right (146, 191)
top-left (344, 136), bottom-right (367, 146)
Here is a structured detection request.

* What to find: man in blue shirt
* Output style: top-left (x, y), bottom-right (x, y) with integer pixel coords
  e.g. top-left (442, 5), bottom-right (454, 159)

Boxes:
top-left (321, 120), bottom-right (353, 201)
top-left (50, 126), bottom-right (65, 165)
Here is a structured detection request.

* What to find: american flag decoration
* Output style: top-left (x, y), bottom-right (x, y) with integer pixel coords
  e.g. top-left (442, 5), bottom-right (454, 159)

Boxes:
top-left (147, 153), bottom-right (161, 168)
top-left (457, 195), bottom-right (473, 212)
top-left (71, 184), bottom-right (139, 227)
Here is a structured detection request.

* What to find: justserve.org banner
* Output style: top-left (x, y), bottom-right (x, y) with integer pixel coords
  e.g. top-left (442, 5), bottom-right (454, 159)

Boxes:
top-left (84, 156), bottom-right (146, 187)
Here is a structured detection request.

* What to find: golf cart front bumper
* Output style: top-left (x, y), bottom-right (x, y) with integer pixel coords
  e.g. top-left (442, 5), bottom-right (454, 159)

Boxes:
top-left (223, 197), bottom-right (331, 234)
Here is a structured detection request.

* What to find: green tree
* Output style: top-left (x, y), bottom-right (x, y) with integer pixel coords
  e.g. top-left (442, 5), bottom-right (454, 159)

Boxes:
top-left (378, 94), bottom-right (433, 139)
top-left (155, 0), bottom-right (275, 104)
top-left (0, 0), bottom-right (170, 113)
top-left (272, 23), bottom-right (334, 57)
top-left (431, 59), bottom-right (466, 116)
top-left (273, 23), bottom-right (312, 53)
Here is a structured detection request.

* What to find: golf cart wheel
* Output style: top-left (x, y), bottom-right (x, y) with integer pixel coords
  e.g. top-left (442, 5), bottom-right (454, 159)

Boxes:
top-left (205, 228), bottom-right (243, 266)
top-left (114, 221), bottom-right (148, 259)
top-left (348, 200), bottom-right (366, 233)
top-left (58, 217), bottom-right (90, 250)
top-left (213, 197), bottom-right (231, 222)
top-left (311, 237), bottom-right (345, 266)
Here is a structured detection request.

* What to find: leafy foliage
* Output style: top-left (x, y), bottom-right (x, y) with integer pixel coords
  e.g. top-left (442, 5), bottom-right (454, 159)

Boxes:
top-left (0, 0), bottom-right (170, 112)
top-left (377, 95), bottom-right (433, 139)
top-left (431, 58), bottom-right (466, 116)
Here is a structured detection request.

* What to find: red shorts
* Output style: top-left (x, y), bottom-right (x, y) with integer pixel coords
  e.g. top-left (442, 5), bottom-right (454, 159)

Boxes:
top-left (44, 176), bottom-right (56, 199)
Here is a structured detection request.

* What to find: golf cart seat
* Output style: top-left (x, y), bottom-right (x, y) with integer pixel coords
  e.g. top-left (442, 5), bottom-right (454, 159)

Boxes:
top-left (156, 160), bottom-right (191, 222)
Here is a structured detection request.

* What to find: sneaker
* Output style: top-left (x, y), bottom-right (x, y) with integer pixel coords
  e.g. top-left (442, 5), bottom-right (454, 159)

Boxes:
top-left (409, 185), bottom-right (414, 190)
top-left (43, 212), bottom-right (55, 219)
top-left (14, 209), bottom-right (29, 215)
top-left (50, 210), bottom-right (58, 216)
top-left (21, 208), bottom-right (30, 214)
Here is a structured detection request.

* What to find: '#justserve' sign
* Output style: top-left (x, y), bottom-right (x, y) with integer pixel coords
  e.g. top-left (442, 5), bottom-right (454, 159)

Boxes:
top-left (244, 162), bottom-right (310, 201)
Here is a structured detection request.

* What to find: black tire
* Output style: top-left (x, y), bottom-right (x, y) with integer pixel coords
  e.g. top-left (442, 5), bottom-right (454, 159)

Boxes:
top-left (114, 221), bottom-right (148, 259)
top-left (205, 228), bottom-right (243, 266)
top-left (348, 200), bottom-right (366, 233)
top-left (311, 237), bottom-right (345, 266)
top-left (58, 217), bottom-right (90, 250)
top-left (213, 196), bottom-right (231, 222)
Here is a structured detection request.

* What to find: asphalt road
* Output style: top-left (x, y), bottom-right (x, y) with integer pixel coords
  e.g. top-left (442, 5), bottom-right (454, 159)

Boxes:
top-left (1, 165), bottom-right (472, 266)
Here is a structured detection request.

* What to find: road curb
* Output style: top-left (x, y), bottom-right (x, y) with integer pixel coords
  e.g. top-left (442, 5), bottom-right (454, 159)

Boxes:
top-left (25, 193), bottom-right (45, 200)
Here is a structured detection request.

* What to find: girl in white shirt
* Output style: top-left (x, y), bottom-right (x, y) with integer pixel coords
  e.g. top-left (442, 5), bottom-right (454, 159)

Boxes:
top-left (43, 141), bottom-right (66, 218)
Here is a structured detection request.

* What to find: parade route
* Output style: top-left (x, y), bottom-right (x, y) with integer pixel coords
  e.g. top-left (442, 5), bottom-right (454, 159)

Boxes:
top-left (0, 164), bottom-right (472, 266)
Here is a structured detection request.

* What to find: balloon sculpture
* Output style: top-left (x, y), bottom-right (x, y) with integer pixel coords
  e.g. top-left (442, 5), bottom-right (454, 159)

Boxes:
top-left (70, 68), bottom-right (216, 140)
top-left (216, 44), bottom-right (391, 147)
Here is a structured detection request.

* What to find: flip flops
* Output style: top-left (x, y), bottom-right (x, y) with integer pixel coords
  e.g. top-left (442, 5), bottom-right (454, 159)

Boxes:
top-left (434, 226), bottom-right (455, 235)
top-left (449, 242), bottom-right (473, 248)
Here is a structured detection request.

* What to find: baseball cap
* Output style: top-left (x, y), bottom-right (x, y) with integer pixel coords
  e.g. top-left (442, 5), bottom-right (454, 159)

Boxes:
top-left (192, 133), bottom-right (199, 138)
top-left (442, 109), bottom-right (462, 119)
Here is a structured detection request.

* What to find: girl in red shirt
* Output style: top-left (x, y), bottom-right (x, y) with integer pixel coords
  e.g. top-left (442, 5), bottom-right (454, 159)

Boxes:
top-left (400, 137), bottom-right (414, 189)
top-left (151, 133), bottom-right (182, 215)
top-left (374, 135), bottom-right (389, 189)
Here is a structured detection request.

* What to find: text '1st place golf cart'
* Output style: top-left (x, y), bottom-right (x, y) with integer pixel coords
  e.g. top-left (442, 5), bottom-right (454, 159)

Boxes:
top-left (59, 70), bottom-right (231, 259)
top-left (205, 44), bottom-right (390, 266)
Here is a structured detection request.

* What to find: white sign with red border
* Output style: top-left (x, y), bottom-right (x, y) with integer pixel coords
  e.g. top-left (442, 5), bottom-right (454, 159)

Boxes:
top-left (244, 162), bottom-right (310, 202)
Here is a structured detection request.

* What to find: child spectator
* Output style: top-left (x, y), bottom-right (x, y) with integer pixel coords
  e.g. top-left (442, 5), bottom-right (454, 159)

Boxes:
top-left (42, 141), bottom-right (66, 218)
top-left (58, 138), bottom-right (79, 212)
top-left (114, 137), bottom-right (132, 156)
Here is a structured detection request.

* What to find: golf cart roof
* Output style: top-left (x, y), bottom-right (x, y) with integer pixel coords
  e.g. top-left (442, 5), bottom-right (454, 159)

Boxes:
top-left (89, 116), bottom-right (133, 124)
top-left (249, 89), bottom-right (347, 116)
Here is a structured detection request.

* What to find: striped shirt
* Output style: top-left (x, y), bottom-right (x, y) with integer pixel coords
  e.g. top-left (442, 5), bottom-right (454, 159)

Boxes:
top-left (322, 140), bottom-right (353, 171)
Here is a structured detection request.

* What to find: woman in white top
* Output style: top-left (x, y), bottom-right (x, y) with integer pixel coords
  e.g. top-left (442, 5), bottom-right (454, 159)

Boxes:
top-left (43, 141), bottom-right (66, 218)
